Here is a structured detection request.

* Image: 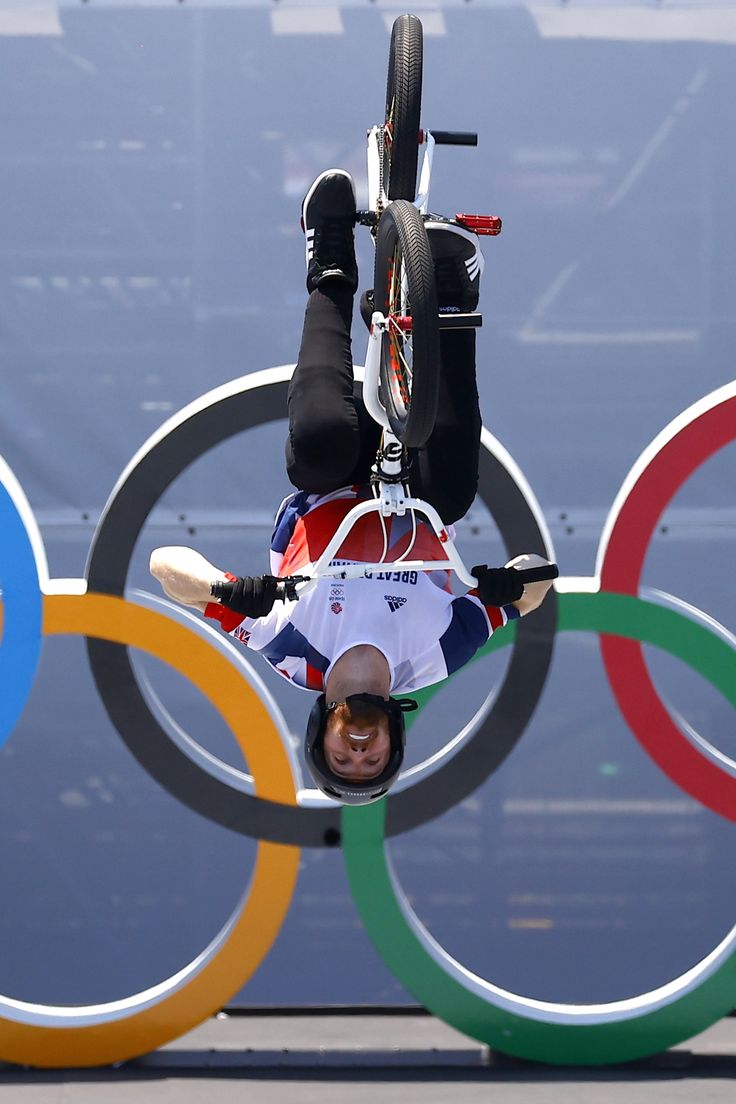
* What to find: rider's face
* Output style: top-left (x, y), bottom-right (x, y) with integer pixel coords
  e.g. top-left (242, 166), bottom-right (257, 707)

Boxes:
top-left (323, 716), bottom-right (391, 781)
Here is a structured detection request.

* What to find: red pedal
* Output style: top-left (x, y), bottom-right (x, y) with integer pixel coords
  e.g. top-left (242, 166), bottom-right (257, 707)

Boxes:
top-left (455, 213), bottom-right (502, 236)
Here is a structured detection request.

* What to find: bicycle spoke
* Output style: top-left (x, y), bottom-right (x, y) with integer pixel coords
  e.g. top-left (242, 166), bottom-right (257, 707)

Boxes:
top-left (374, 199), bottom-right (439, 446)
top-left (386, 244), bottom-right (413, 415)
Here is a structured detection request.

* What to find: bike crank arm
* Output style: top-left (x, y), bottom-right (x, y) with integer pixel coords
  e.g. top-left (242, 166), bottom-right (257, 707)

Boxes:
top-left (422, 130), bottom-right (478, 147)
top-left (438, 313), bottom-right (483, 330)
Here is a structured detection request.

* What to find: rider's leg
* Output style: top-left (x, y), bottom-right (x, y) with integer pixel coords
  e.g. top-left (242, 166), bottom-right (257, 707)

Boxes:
top-left (286, 170), bottom-right (363, 494)
top-left (412, 220), bottom-right (484, 523)
top-left (347, 389), bottom-right (383, 483)
top-left (412, 328), bottom-right (481, 524)
top-left (286, 284), bottom-right (360, 493)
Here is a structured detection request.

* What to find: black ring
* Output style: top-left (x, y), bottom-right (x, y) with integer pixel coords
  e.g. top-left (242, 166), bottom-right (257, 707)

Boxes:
top-left (85, 370), bottom-right (556, 847)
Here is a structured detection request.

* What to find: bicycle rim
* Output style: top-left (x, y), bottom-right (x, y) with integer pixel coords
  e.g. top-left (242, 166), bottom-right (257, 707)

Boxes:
top-left (374, 200), bottom-right (440, 448)
top-left (383, 14), bottom-right (423, 202)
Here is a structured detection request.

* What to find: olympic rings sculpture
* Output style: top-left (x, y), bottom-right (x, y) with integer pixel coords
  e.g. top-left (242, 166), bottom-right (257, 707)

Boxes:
top-left (0, 457), bottom-right (44, 749)
top-left (597, 382), bottom-right (736, 819)
top-left (84, 366), bottom-right (557, 846)
top-left (0, 367), bottom-right (735, 1068)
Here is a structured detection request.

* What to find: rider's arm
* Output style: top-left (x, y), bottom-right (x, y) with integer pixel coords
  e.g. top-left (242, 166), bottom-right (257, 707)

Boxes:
top-left (470, 556), bottom-right (555, 617)
top-left (203, 586), bottom-right (286, 651)
top-left (462, 592), bottom-right (520, 635)
top-left (150, 547), bottom-right (281, 626)
top-left (470, 565), bottom-right (523, 607)
top-left (149, 546), bottom-right (227, 613)
top-left (510, 585), bottom-right (549, 616)
top-left (210, 575), bottom-right (279, 618)
top-left (506, 554), bottom-right (556, 616)
top-left (434, 593), bottom-right (517, 683)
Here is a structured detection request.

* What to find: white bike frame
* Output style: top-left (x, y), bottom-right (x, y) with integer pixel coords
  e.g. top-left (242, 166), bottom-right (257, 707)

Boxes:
top-left (366, 125), bottom-right (438, 217)
top-left (297, 446), bottom-right (479, 596)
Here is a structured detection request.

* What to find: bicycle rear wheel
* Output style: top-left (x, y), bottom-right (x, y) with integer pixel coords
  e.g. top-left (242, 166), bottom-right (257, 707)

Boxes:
top-left (374, 200), bottom-right (440, 447)
top-left (383, 14), bottom-right (423, 201)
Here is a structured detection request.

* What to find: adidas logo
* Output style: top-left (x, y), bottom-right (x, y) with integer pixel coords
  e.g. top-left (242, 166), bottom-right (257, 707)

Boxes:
top-left (465, 252), bottom-right (482, 281)
top-left (384, 594), bottom-right (407, 613)
top-left (306, 227), bottom-right (315, 261)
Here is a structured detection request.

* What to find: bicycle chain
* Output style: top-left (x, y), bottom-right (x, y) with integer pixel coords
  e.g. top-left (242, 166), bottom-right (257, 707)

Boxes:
top-left (377, 119), bottom-right (388, 222)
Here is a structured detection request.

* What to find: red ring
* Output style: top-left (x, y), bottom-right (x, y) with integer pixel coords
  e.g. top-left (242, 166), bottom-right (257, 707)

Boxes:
top-left (598, 387), bottom-right (736, 818)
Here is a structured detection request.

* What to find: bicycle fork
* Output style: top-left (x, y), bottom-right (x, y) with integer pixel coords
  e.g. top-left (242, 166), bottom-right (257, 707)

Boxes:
top-left (363, 309), bottom-right (393, 434)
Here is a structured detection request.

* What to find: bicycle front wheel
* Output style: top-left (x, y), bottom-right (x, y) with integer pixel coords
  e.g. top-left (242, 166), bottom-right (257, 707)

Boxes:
top-left (383, 14), bottom-right (423, 201)
top-left (374, 200), bottom-right (440, 447)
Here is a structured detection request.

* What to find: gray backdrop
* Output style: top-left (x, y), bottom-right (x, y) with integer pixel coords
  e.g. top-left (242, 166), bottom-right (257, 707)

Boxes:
top-left (1, 0), bottom-right (736, 1010)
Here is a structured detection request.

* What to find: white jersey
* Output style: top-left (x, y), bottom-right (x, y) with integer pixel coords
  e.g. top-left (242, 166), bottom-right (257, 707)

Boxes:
top-left (205, 486), bottom-right (518, 693)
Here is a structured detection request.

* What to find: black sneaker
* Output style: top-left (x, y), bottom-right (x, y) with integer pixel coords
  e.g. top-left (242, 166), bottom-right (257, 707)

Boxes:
top-left (425, 216), bottom-right (484, 312)
top-left (301, 169), bottom-right (358, 294)
top-left (359, 288), bottom-right (375, 331)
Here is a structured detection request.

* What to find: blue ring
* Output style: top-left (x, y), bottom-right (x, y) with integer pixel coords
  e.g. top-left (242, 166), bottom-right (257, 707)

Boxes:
top-left (0, 475), bottom-right (43, 747)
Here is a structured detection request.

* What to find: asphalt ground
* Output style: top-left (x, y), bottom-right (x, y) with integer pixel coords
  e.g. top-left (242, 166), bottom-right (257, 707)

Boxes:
top-left (2, 1014), bottom-right (736, 1103)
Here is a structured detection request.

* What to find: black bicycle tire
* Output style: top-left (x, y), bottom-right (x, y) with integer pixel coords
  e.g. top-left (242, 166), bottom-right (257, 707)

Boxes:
top-left (384, 14), bottom-right (423, 201)
top-left (374, 199), bottom-right (440, 447)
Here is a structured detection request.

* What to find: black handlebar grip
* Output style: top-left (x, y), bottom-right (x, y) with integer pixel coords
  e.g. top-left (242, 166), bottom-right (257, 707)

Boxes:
top-left (515, 564), bottom-right (560, 584)
top-left (429, 130), bottom-right (478, 147)
top-left (210, 579), bottom-right (234, 602)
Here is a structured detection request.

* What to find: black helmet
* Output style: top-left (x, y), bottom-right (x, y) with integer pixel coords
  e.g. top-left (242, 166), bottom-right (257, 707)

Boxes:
top-left (304, 692), bottom-right (417, 806)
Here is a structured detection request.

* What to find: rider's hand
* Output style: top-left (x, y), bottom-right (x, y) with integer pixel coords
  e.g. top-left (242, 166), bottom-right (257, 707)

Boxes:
top-left (471, 565), bottom-right (524, 607)
top-left (210, 575), bottom-right (280, 618)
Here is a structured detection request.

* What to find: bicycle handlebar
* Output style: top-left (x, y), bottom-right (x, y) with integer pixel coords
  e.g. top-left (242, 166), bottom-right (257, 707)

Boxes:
top-left (275, 563), bottom-right (559, 602)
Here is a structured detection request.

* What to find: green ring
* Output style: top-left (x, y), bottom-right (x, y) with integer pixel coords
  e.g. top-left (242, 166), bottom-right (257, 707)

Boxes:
top-left (342, 592), bottom-right (736, 1066)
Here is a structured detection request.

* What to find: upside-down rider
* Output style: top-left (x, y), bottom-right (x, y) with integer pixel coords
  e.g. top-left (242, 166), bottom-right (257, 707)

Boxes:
top-left (150, 169), bottom-right (556, 806)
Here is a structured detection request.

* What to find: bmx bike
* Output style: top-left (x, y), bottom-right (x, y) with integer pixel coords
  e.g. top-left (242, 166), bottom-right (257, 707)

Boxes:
top-left (279, 14), bottom-right (557, 603)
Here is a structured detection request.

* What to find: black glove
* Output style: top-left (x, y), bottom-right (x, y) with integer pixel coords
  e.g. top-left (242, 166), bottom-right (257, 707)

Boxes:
top-left (471, 565), bottom-right (524, 607)
top-left (210, 575), bottom-right (280, 618)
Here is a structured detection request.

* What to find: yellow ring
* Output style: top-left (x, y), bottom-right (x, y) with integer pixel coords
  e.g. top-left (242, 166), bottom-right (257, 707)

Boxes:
top-left (0, 592), bottom-right (300, 1068)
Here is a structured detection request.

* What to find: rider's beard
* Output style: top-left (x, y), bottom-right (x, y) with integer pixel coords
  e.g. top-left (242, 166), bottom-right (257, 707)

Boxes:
top-left (328, 701), bottom-right (389, 743)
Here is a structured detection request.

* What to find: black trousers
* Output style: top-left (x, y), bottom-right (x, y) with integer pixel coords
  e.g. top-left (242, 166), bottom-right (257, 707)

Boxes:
top-left (285, 285), bottom-right (482, 525)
